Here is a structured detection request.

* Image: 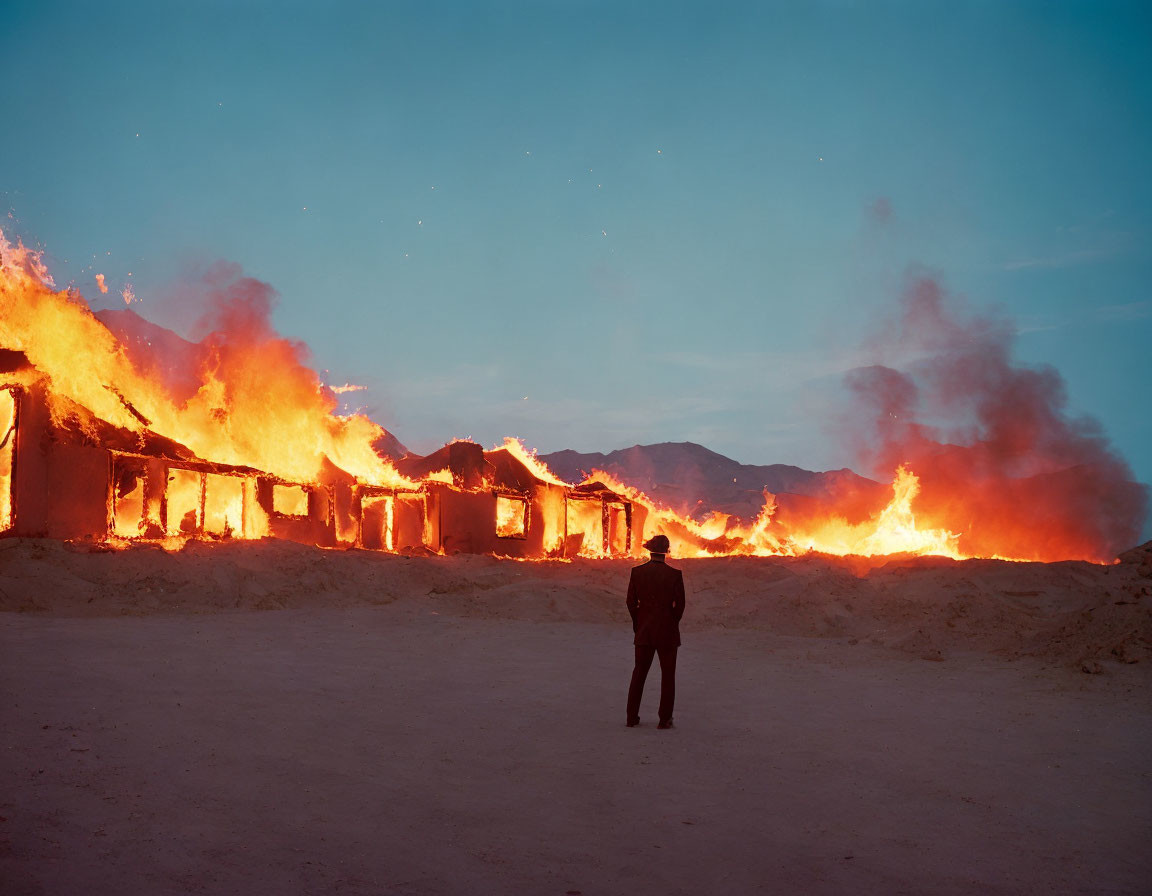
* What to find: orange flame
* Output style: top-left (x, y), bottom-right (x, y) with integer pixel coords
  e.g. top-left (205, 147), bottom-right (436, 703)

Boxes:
top-left (0, 230), bottom-right (413, 490)
top-left (790, 466), bottom-right (962, 558)
top-left (495, 494), bottom-right (527, 538)
top-left (0, 229), bottom-right (1131, 562)
top-left (588, 466), bottom-right (968, 560)
top-left (497, 437), bottom-right (569, 486)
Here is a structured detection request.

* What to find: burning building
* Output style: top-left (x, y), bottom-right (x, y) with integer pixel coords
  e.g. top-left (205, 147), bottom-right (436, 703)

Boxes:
top-left (392, 440), bottom-right (643, 558)
top-left (0, 233), bottom-right (642, 558)
top-left (1, 351), bottom-right (326, 544)
top-left (0, 350), bottom-right (640, 557)
top-left (2, 228), bottom-right (1144, 564)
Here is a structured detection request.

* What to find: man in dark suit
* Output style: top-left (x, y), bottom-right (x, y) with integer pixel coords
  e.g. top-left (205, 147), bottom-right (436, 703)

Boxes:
top-left (625, 534), bottom-right (685, 729)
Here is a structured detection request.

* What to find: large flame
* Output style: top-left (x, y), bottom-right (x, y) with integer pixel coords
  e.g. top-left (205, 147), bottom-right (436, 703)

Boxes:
top-left (582, 466), bottom-right (964, 559)
top-left (0, 231), bottom-right (412, 489)
top-left (1, 229), bottom-right (1141, 563)
top-left (790, 466), bottom-right (962, 559)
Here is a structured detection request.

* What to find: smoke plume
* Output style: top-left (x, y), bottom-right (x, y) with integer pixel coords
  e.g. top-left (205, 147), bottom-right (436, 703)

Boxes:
top-left (843, 274), bottom-right (1148, 561)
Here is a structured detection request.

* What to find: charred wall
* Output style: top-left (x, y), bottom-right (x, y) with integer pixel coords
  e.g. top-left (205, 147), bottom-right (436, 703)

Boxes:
top-left (2, 380), bottom-right (110, 540)
top-left (352, 486), bottom-right (425, 551)
top-left (424, 482), bottom-right (560, 558)
top-left (256, 478), bottom-right (335, 547)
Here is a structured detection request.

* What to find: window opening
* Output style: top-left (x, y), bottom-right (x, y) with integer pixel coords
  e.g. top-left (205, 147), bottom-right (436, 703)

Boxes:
top-left (565, 497), bottom-right (603, 555)
top-left (496, 495), bottom-right (528, 539)
top-left (273, 483), bottom-right (309, 517)
top-left (112, 458), bottom-right (147, 537)
top-left (0, 388), bottom-right (16, 532)
top-left (361, 494), bottom-right (395, 550)
top-left (166, 468), bottom-right (203, 535)
top-left (204, 473), bottom-right (244, 536)
top-left (607, 502), bottom-right (629, 555)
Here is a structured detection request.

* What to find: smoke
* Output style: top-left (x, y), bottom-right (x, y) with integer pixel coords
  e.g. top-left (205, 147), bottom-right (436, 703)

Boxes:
top-left (192, 261), bottom-right (284, 344)
top-left (189, 261), bottom-right (335, 421)
top-left (842, 274), bottom-right (1148, 560)
top-left (100, 261), bottom-right (324, 412)
top-left (867, 197), bottom-right (893, 224)
top-left (92, 259), bottom-right (404, 482)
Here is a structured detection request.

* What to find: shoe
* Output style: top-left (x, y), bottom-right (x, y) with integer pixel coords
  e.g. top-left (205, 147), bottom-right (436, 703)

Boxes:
top-left (626, 718), bottom-right (640, 728)
top-left (657, 720), bottom-right (674, 730)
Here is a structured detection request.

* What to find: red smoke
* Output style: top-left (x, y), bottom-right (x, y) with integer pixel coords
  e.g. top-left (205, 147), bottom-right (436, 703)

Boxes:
top-left (844, 275), bottom-right (1148, 561)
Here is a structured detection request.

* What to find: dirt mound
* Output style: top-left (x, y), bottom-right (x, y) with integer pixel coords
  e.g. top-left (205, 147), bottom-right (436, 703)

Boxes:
top-left (2, 537), bottom-right (1149, 667)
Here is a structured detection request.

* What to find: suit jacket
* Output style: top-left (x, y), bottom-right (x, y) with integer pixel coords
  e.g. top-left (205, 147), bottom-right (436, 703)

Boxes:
top-left (626, 559), bottom-right (686, 648)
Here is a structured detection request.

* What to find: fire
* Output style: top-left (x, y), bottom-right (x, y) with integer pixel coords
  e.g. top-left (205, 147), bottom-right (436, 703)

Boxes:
top-left (1, 227), bottom-right (1141, 563)
top-left (0, 387), bottom-right (14, 531)
top-left (562, 491), bottom-right (622, 558)
top-left (495, 494), bottom-right (527, 538)
top-left (497, 437), bottom-right (568, 486)
top-left (579, 469), bottom-right (735, 558)
top-left (791, 466), bottom-right (962, 559)
top-left (585, 466), bottom-right (966, 560)
top-left (0, 231), bottom-right (413, 490)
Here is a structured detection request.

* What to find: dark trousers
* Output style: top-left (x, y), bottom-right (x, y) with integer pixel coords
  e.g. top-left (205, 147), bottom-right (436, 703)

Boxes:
top-left (626, 644), bottom-right (677, 723)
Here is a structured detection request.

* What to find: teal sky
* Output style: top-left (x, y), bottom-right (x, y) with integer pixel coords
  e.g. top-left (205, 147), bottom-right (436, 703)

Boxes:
top-left (3, 1), bottom-right (1149, 513)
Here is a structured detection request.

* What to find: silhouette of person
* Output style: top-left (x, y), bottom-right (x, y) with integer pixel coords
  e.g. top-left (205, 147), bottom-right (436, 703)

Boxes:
top-left (625, 534), bottom-right (685, 729)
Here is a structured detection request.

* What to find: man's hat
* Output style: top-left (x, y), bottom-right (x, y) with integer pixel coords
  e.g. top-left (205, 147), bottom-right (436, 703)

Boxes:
top-left (643, 534), bottom-right (670, 554)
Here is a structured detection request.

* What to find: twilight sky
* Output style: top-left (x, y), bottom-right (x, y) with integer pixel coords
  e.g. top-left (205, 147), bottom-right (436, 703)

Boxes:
top-left (3, 1), bottom-right (1150, 495)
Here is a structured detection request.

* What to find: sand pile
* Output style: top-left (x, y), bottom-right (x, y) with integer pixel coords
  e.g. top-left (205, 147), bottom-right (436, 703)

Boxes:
top-left (1, 537), bottom-right (1149, 667)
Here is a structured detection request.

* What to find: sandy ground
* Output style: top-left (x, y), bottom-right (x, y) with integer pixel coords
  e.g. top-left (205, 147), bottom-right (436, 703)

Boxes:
top-left (2, 539), bottom-right (1151, 894)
